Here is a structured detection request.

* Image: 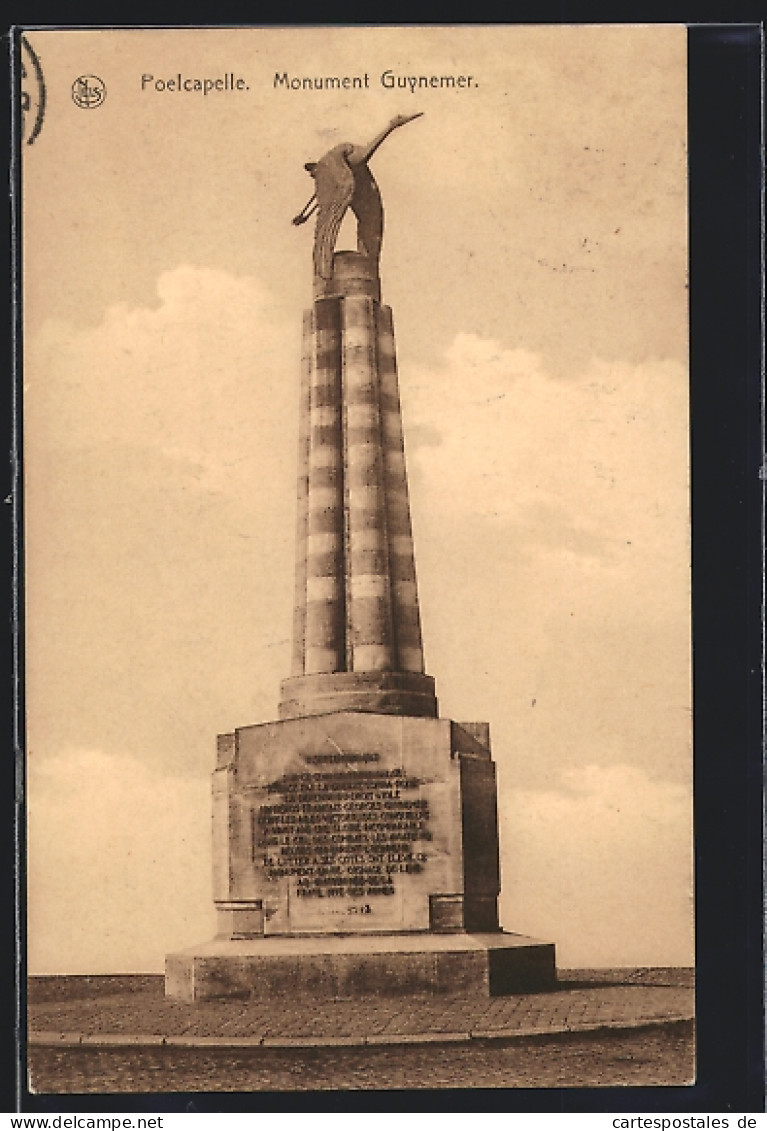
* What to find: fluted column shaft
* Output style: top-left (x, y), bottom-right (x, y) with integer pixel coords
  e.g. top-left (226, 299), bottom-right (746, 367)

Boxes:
top-left (303, 297), bottom-right (345, 674)
top-left (342, 296), bottom-right (395, 672)
top-left (376, 305), bottom-right (425, 674)
top-left (290, 309), bottom-right (313, 676)
top-left (279, 251), bottom-right (437, 719)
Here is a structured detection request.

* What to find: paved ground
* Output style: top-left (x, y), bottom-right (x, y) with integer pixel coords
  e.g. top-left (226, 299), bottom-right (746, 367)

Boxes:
top-left (29, 1023), bottom-right (695, 1092)
top-left (29, 968), bottom-right (693, 1050)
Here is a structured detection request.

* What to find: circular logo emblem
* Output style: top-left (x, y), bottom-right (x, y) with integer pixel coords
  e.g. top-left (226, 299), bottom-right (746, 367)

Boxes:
top-left (72, 75), bottom-right (106, 109)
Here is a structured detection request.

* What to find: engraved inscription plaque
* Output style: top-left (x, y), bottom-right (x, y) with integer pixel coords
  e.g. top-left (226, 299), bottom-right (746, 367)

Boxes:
top-left (211, 711), bottom-right (496, 937)
top-left (255, 767), bottom-right (431, 899)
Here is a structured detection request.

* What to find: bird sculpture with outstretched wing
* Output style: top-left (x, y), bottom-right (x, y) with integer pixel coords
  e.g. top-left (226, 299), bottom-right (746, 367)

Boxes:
top-left (293, 114), bottom-right (423, 283)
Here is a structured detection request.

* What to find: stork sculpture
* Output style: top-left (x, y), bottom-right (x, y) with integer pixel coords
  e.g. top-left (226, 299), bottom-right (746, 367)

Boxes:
top-left (293, 113), bottom-right (423, 282)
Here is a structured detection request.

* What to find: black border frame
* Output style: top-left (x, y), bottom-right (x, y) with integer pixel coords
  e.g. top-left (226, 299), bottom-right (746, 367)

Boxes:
top-left (5, 15), bottom-right (764, 1115)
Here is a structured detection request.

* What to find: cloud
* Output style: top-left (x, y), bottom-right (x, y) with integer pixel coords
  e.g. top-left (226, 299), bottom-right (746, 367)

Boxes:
top-left (399, 332), bottom-right (691, 780)
top-left (26, 264), bottom-right (296, 498)
top-left (402, 332), bottom-right (689, 567)
top-left (499, 763), bottom-right (694, 967)
top-left (25, 267), bottom-right (298, 774)
top-left (27, 748), bottom-right (216, 974)
top-left (25, 268), bottom-right (302, 970)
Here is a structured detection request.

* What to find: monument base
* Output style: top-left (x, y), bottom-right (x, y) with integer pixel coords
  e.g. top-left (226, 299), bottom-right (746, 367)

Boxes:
top-left (165, 932), bottom-right (556, 1002)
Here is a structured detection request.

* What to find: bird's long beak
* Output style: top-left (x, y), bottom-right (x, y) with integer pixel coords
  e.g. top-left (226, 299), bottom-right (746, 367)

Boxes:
top-left (292, 194), bottom-right (317, 226)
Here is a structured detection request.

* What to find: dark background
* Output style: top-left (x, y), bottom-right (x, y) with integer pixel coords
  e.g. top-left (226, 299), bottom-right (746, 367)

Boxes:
top-left (3, 12), bottom-right (763, 1115)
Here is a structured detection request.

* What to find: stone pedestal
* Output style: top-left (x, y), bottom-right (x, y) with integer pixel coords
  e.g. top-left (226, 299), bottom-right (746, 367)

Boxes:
top-left (165, 710), bottom-right (556, 1000)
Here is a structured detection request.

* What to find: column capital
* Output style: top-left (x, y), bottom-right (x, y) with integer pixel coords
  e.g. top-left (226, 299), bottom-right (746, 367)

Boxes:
top-left (314, 251), bottom-right (381, 303)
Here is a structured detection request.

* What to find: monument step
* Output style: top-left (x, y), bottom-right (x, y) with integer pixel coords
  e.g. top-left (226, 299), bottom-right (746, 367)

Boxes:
top-left (165, 931), bottom-right (556, 1002)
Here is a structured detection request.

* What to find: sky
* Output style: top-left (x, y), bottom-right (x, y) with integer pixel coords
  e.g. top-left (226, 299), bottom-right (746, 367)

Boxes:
top-left (22, 25), bottom-right (691, 972)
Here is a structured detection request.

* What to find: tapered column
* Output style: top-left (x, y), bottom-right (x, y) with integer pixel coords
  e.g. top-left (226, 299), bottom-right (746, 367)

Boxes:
top-left (290, 309), bottom-right (313, 676)
top-left (342, 295), bottom-right (395, 672)
top-left (377, 304), bottom-right (425, 674)
top-left (279, 251), bottom-right (437, 719)
top-left (304, 297), bottom-right (345, 674)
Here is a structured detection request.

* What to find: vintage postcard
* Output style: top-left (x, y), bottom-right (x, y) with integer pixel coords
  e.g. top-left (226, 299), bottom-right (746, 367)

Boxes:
top-left (21, 25), bottom-right (693, 1094)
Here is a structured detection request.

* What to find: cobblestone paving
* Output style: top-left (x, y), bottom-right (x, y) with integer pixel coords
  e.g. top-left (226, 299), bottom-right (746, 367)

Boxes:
top-left (28, 1022), bottom-right (695, 1092)
top-left (29, 970), bottom-right (693, 1048)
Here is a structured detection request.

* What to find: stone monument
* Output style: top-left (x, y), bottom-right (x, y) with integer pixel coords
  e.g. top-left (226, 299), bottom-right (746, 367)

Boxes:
top-left (165, 116), bottom-right (556, 1001)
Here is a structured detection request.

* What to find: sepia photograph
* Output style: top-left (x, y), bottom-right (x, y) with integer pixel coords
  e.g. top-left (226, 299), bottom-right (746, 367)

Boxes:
top-left (20, 24), bottom-right (695, 1095)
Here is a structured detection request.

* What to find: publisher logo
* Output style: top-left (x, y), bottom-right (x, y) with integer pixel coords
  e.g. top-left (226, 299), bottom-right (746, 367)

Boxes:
top-left (72, 75), bottom-right (106, 109)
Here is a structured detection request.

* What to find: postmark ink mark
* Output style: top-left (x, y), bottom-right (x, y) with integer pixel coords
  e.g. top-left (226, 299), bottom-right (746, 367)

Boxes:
top-left (20, 35), bottom-right (46, 145)
top-left (72, 75), bottom-right (106, 109)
